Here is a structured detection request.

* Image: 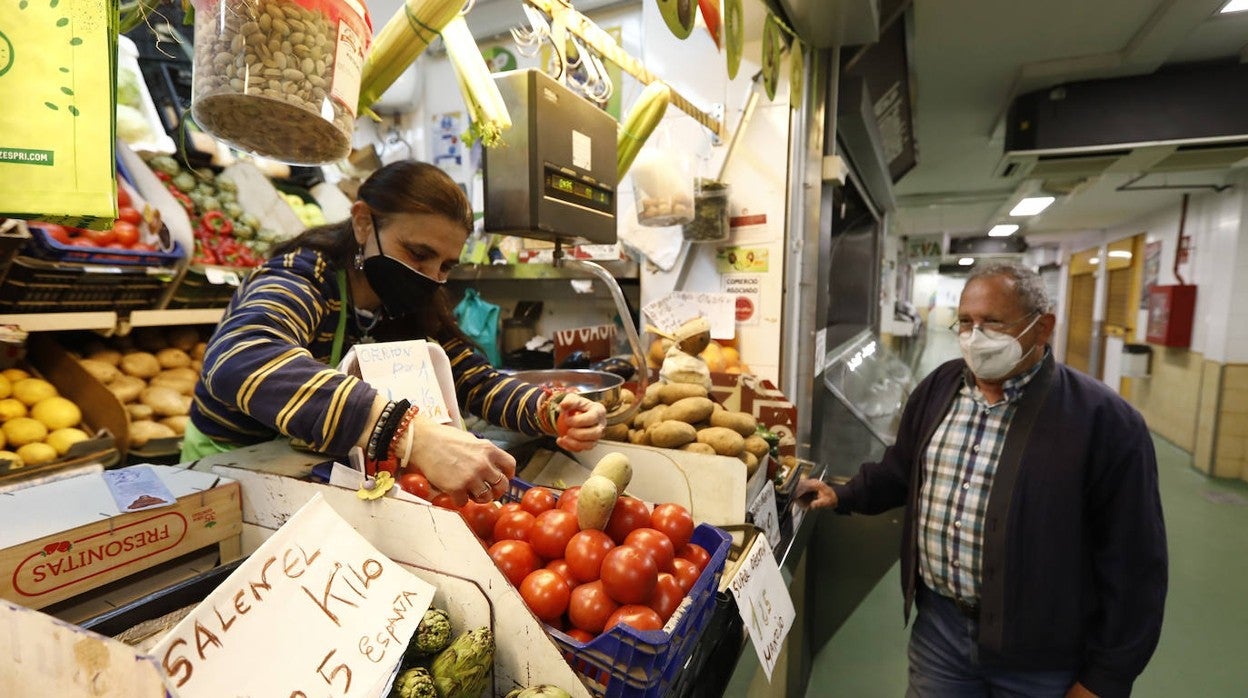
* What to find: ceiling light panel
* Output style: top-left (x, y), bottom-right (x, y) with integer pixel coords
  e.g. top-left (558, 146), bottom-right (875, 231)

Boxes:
top-left (988, 224), bottom-right (1020, 237)
top-left (958, 257), bottom-right (975, 266)
top-left (1009, 196), bottom-right (1056, 216)
top-left (1220, 0), bottom-right (1248, 14)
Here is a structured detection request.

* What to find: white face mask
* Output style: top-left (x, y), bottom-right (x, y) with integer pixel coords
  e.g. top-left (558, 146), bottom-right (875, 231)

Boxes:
top-left (958, 315), bottom-right (1041, 381)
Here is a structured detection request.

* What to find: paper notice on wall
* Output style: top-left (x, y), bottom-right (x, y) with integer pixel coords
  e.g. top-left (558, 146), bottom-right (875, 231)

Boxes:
top-left (642, 294), bottom-right (700, 335)
top-left (152, 493), bottom-right (436, 698)
top-left (644, 292), bottom-right (737, 340)
top-left (723, 274), bottom-right (763, 327)
top-left (728, 212), bottom-right (770, 244)
top-left (727, 535), bottom-right (795, 681)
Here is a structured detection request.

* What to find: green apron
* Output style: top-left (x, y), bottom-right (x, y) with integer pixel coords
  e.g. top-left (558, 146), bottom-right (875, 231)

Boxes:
top-left (179, 270), bottom-right (352, 462)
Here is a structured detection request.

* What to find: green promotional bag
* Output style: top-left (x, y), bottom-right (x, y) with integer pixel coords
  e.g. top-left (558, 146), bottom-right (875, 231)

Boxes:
top-left (0, 0), bottom-right (118, 229)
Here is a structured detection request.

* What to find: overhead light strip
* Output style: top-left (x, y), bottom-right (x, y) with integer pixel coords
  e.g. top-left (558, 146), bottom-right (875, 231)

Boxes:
top-left (988, 224), bottom-right (1020, 237)
top-left (1009, 196), bottom-right (1055, 216)
top-left (1220, 0), bottom-right (1248, 14)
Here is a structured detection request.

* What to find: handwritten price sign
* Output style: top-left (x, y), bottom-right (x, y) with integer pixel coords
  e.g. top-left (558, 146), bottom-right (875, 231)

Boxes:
top-left (727, 535), bottom-right (795, 681)
top-left (152, 494), bottom-right (436, 698)
top-left (356, 340), bottom-right (453, 424)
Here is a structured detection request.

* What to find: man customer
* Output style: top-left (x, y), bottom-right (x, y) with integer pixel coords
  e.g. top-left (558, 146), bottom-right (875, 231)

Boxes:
top-left (797, 262), bottom-right (1167, 698)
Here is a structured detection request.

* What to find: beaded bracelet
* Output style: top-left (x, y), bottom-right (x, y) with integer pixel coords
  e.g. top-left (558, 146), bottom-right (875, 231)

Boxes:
top-left (536, 390), bottom-right (565, 436)
top-left (367, 399), bottom-right (410, 462)
top-left (387, 405), bottom-right (422, 461)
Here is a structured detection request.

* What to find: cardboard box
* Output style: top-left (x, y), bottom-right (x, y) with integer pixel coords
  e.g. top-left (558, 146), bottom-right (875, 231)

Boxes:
top-left (0, 465), bottom-right (242, 610)
top-left (707, 372), bottom-right (799, 458)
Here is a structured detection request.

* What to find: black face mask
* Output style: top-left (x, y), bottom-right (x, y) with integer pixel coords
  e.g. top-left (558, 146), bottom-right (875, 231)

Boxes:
top-left (360, 216), bottom-right (445, 318)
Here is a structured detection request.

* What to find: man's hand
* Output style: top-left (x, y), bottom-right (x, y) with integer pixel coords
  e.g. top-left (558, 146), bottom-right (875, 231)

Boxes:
top-left (795, 477), bottom-right (838, 509)
top-left (1065, 682), bottom-right (1098, 698)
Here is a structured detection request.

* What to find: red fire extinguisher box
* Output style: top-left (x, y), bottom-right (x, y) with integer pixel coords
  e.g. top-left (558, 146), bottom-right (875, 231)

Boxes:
top-left (1146, 285), bottom-right (1197, 347)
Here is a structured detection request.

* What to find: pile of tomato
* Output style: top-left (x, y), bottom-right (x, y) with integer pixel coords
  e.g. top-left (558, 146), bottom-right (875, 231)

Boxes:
top-left (395, 470), bottom-right (711, 640)
top-left (34, 186), bottom-right (156, 252)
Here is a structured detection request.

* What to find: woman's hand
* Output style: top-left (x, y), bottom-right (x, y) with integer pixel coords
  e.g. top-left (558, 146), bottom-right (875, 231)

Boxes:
top-left (554, 393), bottom-right (606, 452)
top-left (396, 416), bottom-right (515, 506)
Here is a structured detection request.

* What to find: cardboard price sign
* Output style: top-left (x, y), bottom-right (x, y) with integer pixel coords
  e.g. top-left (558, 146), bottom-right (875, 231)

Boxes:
top-left (354, 340), bottom-right (454, 424)
top-left (727, 535), bottom-right (795, 681)
top-left (152, 494), bottom-right (436, 698)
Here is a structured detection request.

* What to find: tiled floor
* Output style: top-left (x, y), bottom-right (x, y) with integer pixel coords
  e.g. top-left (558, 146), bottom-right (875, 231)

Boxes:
top-left (805, 331), bottom-right (1248, 696)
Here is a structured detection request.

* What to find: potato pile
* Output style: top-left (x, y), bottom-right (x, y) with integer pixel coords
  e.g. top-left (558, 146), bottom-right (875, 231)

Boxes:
top-left (602, 382), bottom-right (770, 478)
top-left (0, 369), bottom-right (92, 470)
top-left (75, 327), bottom-right (207, 449)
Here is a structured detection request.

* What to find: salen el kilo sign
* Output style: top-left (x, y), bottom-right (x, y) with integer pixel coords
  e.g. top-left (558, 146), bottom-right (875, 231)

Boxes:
top-left (152, 494), bottom-right (435, 698)
top-left (727, 535), bottom-right (795, 681)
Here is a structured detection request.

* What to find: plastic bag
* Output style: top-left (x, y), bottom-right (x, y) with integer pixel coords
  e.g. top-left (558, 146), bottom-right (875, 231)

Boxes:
top-left (0, 0), bottom-right (119, 229)
top-left (454, 288), bottom-right (502, 366)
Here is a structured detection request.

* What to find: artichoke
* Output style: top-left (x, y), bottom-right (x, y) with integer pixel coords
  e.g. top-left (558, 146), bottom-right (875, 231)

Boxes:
top-left (430, 627), bottom-right (494, 698)
top-left (504, 686), bottom-right (575, 698)
top-left (391, 667), bottom-right (438, 698)
top-left (406, 608), bottom-right (453, 660)
top-left (148, 155), bottom-right (181, 176)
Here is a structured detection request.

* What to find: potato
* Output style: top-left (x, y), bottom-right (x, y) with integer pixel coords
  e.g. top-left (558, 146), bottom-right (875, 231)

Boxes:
top-left (191, 342), bottom-right (208, 362)
top-left (120, 352), bottom-right (161, 379)
top-left (640, 382), bottom-right (663, 409)
top-left (150, 374), bottom-right (196, 396)
top-left (140, 385), bottom-right (191, 417)
top-left (160, 415), bottom-right (189, 436)
top-left (743, 434), bottom-right (771, 459)
top-left (156, 348), bottom-right (192, 369)
top-left (710, 410), bottom-right (758, 437)
top-left (696, 426), bottom-right (746, 457)
top-left (85, 349), bottom-right (122, 367)
top-left (159, 367), bottom-right (199, 382)
top-left (664, 396), bottom-right (714, 425)
top-left (108, 375), bottom-right (146, 403)
top-left (126, 403), bottom-right (154, 421)
top-left (640, 405), bottom-right (667, 431)
top-left (591, 452), bottom-right (632, 492)
top-left (680, 442), bottom-right (717, 456)
top-left (627, 428), bottom-right (650, 446)
top-left (618, 388), bottom-right (636, 406)
top-left (166, 326), bottom-right (200, 352)
top-left (603, 423), bottom-right (630, 442)
top-left (132, 327), bottom-right (169, 353)
top-left (741, 451), bottom-right (761, 478)
top-left (648, 420), bottom-right (697, 449)
top-left (658, 382), bottom-right (709, 405)
top-left (80, 359), bottom-right (120, 384)
top-left (577, 475), bottom-right (619, 530)
top-left (129, 420), bottom-right (176, 448)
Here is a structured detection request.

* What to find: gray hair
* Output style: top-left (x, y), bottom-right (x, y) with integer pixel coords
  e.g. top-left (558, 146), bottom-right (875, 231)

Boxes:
top-left (967, 262), bottom-right (1051, 314)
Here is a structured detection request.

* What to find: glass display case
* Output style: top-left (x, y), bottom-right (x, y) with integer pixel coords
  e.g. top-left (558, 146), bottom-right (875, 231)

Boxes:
top-left (821, 330), bottom-right (917, 446)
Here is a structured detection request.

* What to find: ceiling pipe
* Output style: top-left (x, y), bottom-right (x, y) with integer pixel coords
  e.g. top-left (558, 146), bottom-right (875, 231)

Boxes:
top-left (1175, 193), bottom-right (1189, 286)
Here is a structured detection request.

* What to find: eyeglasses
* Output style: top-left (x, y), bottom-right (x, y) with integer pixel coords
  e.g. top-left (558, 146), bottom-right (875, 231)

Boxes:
top-left (949, 312), bottom-right (1039, 336)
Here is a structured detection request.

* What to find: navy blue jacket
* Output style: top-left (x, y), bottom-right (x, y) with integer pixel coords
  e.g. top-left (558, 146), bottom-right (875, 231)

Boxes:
top-left (832, 354), bottom-right (1167, 698)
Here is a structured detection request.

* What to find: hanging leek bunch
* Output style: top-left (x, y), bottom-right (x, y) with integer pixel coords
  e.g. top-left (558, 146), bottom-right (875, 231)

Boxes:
top-left (441, 15), bottom-right (512, 148)
top-left (357, 0), bottom-right (463, 117)
top-left (617, 81), bottom-right (671, 180)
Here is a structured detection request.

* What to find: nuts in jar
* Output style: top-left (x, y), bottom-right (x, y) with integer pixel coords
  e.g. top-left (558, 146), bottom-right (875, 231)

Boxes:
top-left (190, 0), bottom-right (371, 165)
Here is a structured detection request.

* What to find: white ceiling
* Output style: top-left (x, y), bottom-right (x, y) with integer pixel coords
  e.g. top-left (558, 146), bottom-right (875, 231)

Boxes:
top-left (892, 0), bottom-right (1248, 243)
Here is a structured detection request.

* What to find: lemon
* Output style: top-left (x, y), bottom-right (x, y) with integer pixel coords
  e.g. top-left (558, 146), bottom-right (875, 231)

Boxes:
top-left (47, 427), bottom-right (90, 456)
top-left (0, 374), bottom-right (10, 400)
top-left (3, 417), bottom-right (48, 447)
top-left (31, 396), bottom-right (81, 430)
top-left (0, 450), bottom-right (23, 470)
top-left (1, 368), bottom-right (30, 382)
top-left (16, 442), bottom-right (57, 467)
top-left (12, 378), bottom-right (57, 406)
top-left (0, 398), bottom-right (26, 421)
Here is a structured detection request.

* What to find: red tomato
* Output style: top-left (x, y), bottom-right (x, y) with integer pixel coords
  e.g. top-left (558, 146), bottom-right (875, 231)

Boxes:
top-left (494, 509), bottom-right (537, 542)
top-left (600, 545), bottom-right (658, 605)
top-left (678, 543), bottom-right (711, 573)
top-left (117, 186), bottom-right (132, 208)
top-left (568, 580), bottom-right (619, 634)
top-left (605, 604), bottom-right (664, 632)
top-left (529, 509), bottom-right (579, 560)
top-left (649, 572), bottom-right (684, 622)
top-left (556, 409), bottom-right (571, 437)
top-left (398, 471), bottom-right (431, 499)
top-left (564, 627), bottom-right (595, 644)
top-left (520, 486), bottom-right (558, 517)
top-left (545, 559), bottom-right (577, 590)
top-left (430, 493), bottom-right (458, 510)
top-left (650, 503), bottom-right (695, 551)
top-left (116, 206), bottom-right (143, 226)
top-left (604, 496), bottom-right (651, 544)
top-left (556, 486), bottom-right (581, 515)
top-left (459, 501), bottom-right (502, 542)
top-left (672, 558), bottom-right (701, 594)
top-left (37, 224), bottom-right (72, 244)
top-left (499, 502), bottom-right (523, 516)
top-left (69, 237), bottom-right (97, 248)
top-left (488, 540), bottom-right (541, 588)
top-left (565, 529), bottom-right (615, 583)
top-left (112, 220), bottom-right (141, 247)
top-left (84, 227), bottom-right (117, 246)
top-left (130, 242), bottom-right (156, 252)
top-left (624, 528), bottom-right (676, 573)
top-left (520, 569), bottom-right (571, 623)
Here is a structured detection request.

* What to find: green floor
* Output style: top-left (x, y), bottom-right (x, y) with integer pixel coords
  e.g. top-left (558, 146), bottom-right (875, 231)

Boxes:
top-left (805, 433), bottom-right (1248, 696)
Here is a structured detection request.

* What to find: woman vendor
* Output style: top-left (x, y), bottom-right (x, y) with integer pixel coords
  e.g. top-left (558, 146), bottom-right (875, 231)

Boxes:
top-left (182, 160), bottom-right (606, 504)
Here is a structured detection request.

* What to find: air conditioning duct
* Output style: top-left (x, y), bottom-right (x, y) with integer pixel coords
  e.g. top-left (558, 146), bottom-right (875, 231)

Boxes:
top-left (997, 62), bottom-right (1248, 180)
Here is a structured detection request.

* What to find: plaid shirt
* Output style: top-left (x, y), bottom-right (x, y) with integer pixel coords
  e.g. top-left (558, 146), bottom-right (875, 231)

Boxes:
top-left (916, 353), bottom-right (1047, 606)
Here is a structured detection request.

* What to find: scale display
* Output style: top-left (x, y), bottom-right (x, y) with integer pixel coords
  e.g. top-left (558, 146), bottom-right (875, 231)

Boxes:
top-left (544, 167), bottom-right (613, 214)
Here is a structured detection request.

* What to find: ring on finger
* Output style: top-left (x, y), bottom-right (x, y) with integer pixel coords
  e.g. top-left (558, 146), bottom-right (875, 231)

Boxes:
top-left (472, 483), bottom-right (491, 498)
top-left (489, 474), bottom-right (505, 487)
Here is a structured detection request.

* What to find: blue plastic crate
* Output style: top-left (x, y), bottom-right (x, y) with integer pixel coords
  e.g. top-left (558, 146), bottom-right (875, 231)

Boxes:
top-left (506, 480), bottom-right (733, 697)
top-left (25, 226), bottom-right (183, 267)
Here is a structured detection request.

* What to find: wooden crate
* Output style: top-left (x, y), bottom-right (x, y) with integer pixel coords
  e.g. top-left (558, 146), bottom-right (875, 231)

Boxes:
top-left (0, 466), bottom-right (242, 610)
